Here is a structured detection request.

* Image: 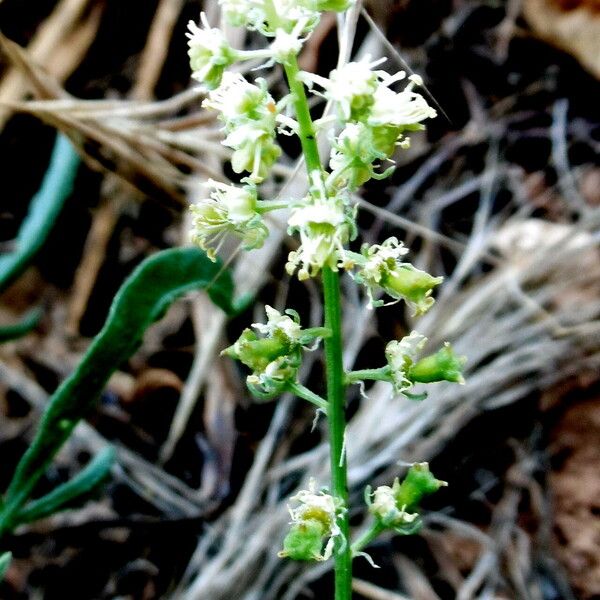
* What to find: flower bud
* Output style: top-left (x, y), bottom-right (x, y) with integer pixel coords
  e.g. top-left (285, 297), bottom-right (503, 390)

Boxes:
top-left (187, 14), bottom-right (237, 90)
top-left (409, 343), bottom-right (466, 385)
top-left (394, 463), bottom-right (447, 511)
top-left (379, 264), bottom-right (443, 316)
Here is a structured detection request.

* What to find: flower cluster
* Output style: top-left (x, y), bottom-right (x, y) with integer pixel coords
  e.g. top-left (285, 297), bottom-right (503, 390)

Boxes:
top-left (222, 306), bottom-right (324, 399)
top-left (368, 463), bottom-right (447, 534)
top-left (279, 479), bottom-right (345, 561)
top-left (204, 73), bottom-right (281, 183)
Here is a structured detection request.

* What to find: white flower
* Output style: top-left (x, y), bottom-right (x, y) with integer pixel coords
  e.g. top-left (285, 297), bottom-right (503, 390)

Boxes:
top-left (219, 0), bottom-right (263, 29)
top-left (204, 72), bottom-right (273, 123)
top-left (204, 73), bottom-right (281, 182)
top-left (190, 180), bottom-right (267, 259)
top-left (301, 58), bottom-right (406, 122)
top-left (385, 332), bottom-right (427, 393)
top-left (360, 237), bottom-right (408, 281)
top-left (286, 175), bottom-right (357, 280)
top-left (270, 27), bottom-right (304, 63)
top-left (252, 305), bottom-right (302, 342)
top-left (368, 75), bottom-right (437, 127)
top-left (186, 14), bottom-right (237, 89)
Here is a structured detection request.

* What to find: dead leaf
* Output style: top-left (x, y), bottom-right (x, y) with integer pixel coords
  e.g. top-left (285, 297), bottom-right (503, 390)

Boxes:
top-left (524, 0), bottom-right (600, 78)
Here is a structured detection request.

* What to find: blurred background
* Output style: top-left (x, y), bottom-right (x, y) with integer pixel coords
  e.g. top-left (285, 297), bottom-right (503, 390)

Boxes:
top-left (0, 0), bottom-right (599, 598)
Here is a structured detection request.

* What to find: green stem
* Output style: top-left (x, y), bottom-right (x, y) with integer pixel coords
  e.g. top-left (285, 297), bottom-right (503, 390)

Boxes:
top-left (283, 57), bottom-right (322, 173)
top-left (322, 268), bottom-right (352, 600)
top-left (351, 521), bottom-right (385, 556)
top-left (283, 56), bottom-right (352, 600)
top-left (288, 382), bottom-right (328, 413)
top-left (345, 367), bottom-right (391, 385)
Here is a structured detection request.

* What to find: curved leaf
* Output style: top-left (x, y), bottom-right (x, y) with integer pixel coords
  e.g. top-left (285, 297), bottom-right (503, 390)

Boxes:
top-left (0, 247), bottom-right (235, 534)
top-left (0, 134), bottom-right (80, 293)
top-left (16, 447), bottom-right (116, 525)
top-left (0, 307), bottom-right (42, 343)
top-left (0, 552), bottom-right (11, 583)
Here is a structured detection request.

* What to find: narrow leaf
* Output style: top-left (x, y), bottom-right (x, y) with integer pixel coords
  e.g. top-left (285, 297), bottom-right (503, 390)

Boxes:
top-left (0, 134), bottom-right (80, 293)
top-left (0, 552), bottom-right (11, 583)
top-left (0, 307), bottom-right (42, 343)
top-left (16, 447), bottom-right (116, 525)
top-left (1, 247), bottom-right (235, 532)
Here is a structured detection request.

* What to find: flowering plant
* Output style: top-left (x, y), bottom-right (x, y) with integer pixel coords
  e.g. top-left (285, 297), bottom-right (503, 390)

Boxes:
top-left (186, 2), bottom-right (466, 598)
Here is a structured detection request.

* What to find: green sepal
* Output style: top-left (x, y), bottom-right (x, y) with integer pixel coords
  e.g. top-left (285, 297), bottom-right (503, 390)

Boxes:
top-left (279, 519), bottom-right (327, 562)
top-left (391, 516), bottom-right (423, 536)
top-left (15, 447), bottom-right (115, 525)
top-left (402, 390), bottom-right (428, 402)
top-left (316, 0), bottom-right (353, 11)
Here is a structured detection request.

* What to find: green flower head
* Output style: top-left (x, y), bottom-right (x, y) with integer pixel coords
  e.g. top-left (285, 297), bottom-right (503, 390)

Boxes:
top-left (222, 306), bottom-right (323, 399)
top-left (279, 479), bottom-right (345, 562)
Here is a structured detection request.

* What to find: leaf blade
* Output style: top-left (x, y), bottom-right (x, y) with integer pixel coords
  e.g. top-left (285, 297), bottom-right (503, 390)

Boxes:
top-left (0, 134), bottom-right (80, 293)
top-left (16, 447), bottom-right (116, 525)
top-left (0, 247), bottom-right (235, 534)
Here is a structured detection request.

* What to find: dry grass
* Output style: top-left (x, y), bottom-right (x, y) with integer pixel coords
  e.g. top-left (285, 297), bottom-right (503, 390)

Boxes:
top-left (0, 0), bottom-right (599, 598)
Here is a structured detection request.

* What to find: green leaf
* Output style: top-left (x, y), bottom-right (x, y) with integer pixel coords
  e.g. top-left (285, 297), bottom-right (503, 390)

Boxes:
top-left (0, 134), bottom-right (80, 294)
top-left (0, 307), bottom-right (42, 344)
top-left (0, 552), bottom-right (11, 583)
top-left (0, 247), bottom-right (235, 535)
top-left (16, 447), bottom-right (115, 525)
